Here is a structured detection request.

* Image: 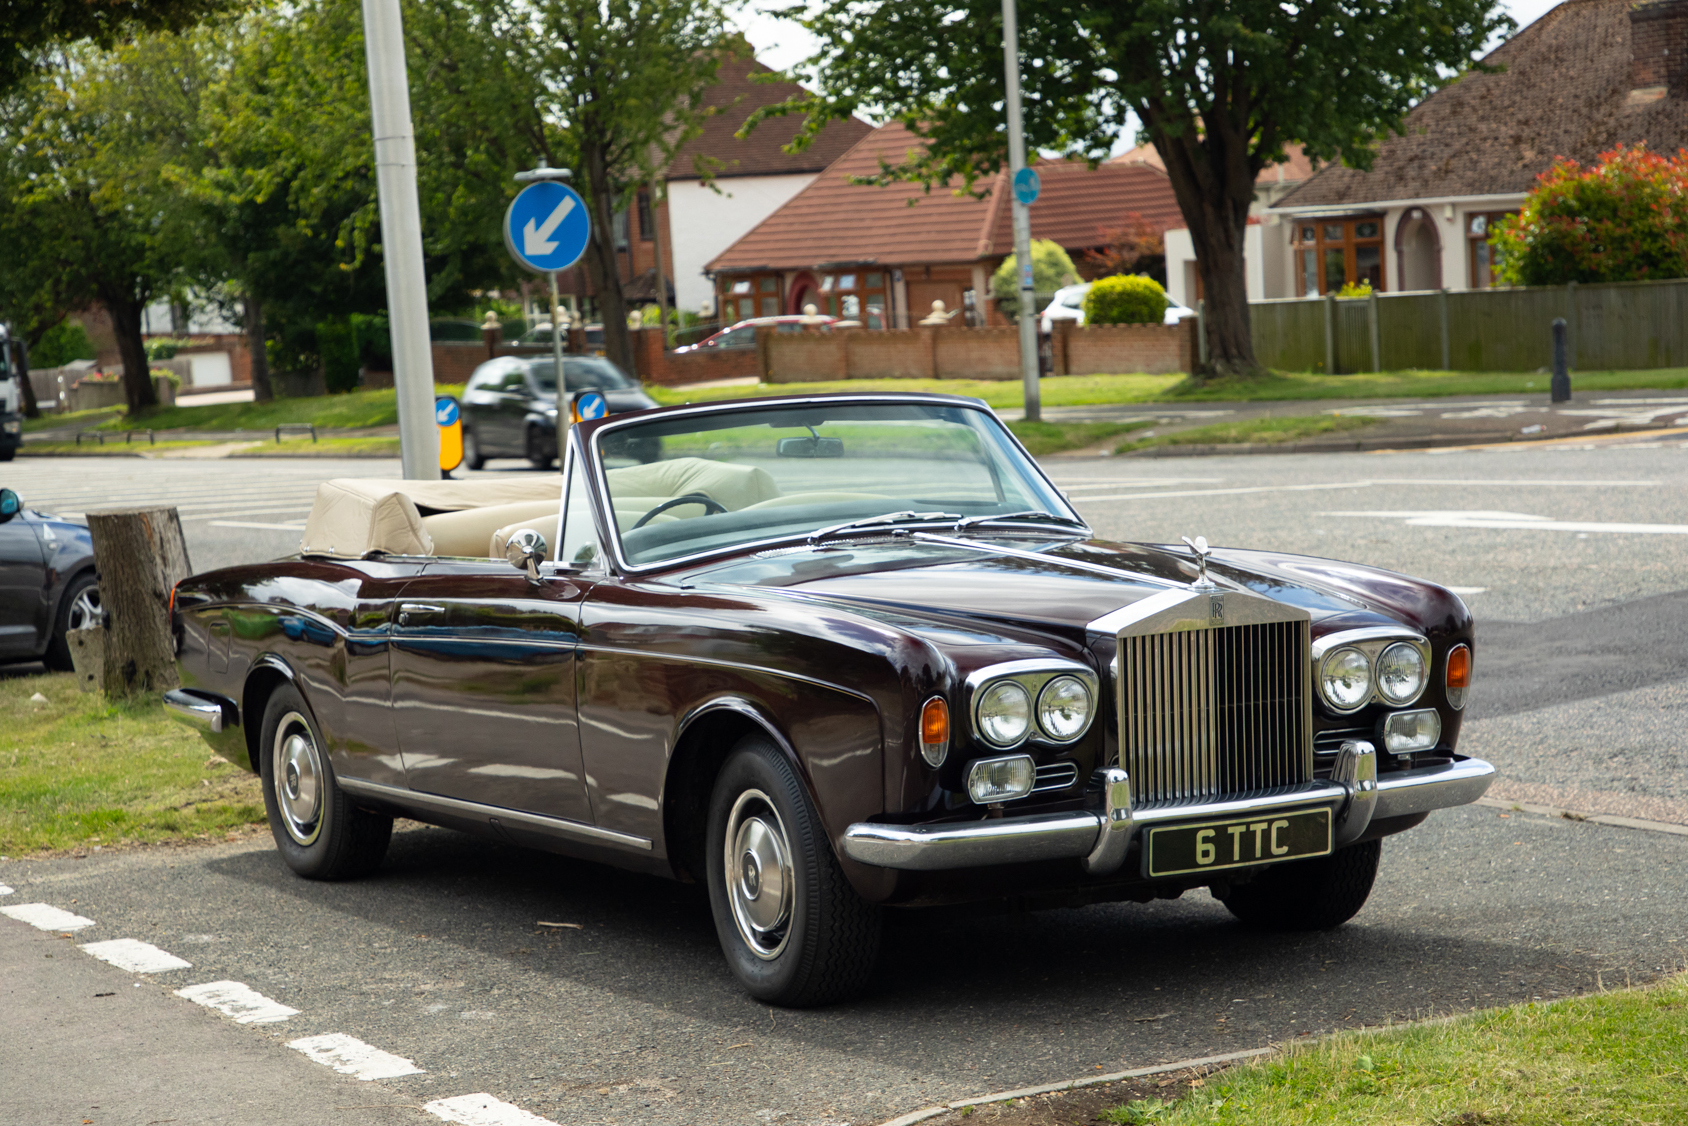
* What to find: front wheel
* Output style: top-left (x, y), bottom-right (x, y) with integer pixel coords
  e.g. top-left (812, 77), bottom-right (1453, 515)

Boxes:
top-left (462, 426), bottom-right (486, 471)
top-left (1216, 839), bottom-right (1382, 931)
top-left (706, 735), bottom-right (880, 1006)
top-left (44, 572), bottom-right (100, 671)
top-left (259, 683), bottom-right (392, 879)
top-left (525, 425), bottom-right (555, 470)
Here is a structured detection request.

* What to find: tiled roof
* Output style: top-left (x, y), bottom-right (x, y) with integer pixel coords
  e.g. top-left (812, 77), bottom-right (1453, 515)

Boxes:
top-left (1276, 0), bottom-right (1688, 209)
top-left (706, 122), bottom-right (1183, 272)
top-left (665, 58), bottom-right (873, 181)
top-left (1112, 142), bottom-right (1315, 186)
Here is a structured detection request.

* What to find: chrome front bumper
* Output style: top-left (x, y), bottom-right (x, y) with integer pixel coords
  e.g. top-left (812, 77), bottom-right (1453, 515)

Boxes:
top-left (163, 688), bottom-right (231, 734)
top-left (841, 753), bottom-right (1495, 875)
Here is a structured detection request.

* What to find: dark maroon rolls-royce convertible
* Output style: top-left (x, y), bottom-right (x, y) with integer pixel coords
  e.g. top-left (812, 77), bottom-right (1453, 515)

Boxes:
top-left (166, 393), bottom-right (1491, 1005)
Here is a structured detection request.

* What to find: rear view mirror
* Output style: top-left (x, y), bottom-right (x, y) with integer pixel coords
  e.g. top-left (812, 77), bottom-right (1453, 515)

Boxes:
top-left (776, 436), bottom-right (844, 458)
top-left (0, 488), bottom-right (18, 520)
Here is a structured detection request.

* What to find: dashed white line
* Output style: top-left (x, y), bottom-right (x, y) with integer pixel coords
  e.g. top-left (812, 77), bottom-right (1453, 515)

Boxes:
top-left (206, 520), bottom-right (308, 531)
top-left (425, 1093), bottom-right (562, 1126)
top-left (1, 903), bottom-right (97, 931)
top-left (175, 980), bottom-right (299, 1023)
top-left (79, 938), bottom-right (192, 974)
top-left (1446, 586), bottom-right (1488, 595)
top-left (0, 884), bottom-right (14, 895)
top-left (287, 1033), bottom-right (424, 1079)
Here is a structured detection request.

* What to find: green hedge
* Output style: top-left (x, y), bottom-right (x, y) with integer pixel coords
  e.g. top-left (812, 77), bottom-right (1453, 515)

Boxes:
top-left (1083, 275), bottom-right (1169, 325)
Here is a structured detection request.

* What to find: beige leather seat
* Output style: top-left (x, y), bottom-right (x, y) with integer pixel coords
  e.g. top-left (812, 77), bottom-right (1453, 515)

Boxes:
top-left (419, 500), bottom-right (563, 557)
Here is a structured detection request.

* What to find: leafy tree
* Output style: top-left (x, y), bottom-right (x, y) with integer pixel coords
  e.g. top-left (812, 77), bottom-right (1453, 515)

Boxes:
top-left (1084, 214), bottom-right (1165, 284)
top-left (990, 239), bottom-right (1077, 320)
top-left (1494, 145), bottom-right (1688, 286)
top-left (769, 0), bottom-right (1510, 376)
top-left (1083, 275), bottom-right (1168, 325)
top-left (1, 0), bottom-right (230, 94)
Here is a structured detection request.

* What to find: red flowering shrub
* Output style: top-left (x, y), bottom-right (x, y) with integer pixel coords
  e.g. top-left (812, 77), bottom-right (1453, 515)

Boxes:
top-left (1493, 144), bottom-right (1688, 285)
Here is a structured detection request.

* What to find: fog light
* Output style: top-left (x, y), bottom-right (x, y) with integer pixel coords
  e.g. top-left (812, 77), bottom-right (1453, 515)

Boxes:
top-left (1382, 709), bottom-right (1441, 754)
top-left (966, 754), bottom-right (1036, 804)
top-left (919, 696), bottom-right (950, 768)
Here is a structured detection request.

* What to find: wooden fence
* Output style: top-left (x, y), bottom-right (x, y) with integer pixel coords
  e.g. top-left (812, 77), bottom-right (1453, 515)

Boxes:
top-left (1249, 277), bottom-right (1688, 373)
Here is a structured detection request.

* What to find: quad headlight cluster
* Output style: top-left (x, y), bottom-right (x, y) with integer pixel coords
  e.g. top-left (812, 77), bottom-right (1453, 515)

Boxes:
top-left (1314, 633), bottom-right (1431, 714)
top-left (968, 662), bottom-right (1099, 751)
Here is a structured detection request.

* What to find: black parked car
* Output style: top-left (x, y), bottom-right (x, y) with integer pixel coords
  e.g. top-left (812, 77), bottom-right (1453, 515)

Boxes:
top-left (460, 355), bottom-right (657, 470)
top-left (0, 487), bottom-right (100, 669)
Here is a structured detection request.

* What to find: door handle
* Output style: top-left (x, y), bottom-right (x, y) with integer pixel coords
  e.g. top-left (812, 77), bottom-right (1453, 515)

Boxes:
top-left (397, 602), bottom-right (446, 626)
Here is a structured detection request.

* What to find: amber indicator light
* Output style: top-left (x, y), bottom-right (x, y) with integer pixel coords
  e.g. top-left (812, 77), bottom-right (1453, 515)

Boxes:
top-left (1446, 645), bottom-right (1471, 688)
top-left (921, 697), bottom-right (949, 748)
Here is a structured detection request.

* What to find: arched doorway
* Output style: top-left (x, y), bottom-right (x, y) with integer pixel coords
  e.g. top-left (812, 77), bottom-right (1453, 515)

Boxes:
top-left (787, 272), bottom-right (821, 315)
top-left (1394, 209), bottom-right (1442, 292)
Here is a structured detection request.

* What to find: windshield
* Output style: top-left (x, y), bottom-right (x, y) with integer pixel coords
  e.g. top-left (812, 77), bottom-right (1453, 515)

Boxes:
top-left (530, 357), bottom-right (636, 394)
top-left (594, 401), bottom-right (1082, 567)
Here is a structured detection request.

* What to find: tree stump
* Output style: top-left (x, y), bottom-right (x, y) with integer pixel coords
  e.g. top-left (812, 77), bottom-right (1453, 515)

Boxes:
top-left (84, 507), bottom-right (192, 696)
top-left (67, 627), bottom-right (105, 693)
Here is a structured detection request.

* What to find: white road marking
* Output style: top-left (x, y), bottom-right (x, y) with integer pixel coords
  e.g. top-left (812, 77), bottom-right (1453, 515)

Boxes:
top-left (175, 980), bottom-right (299, 1023)
top-left (425, 1093), bottom-right (561, 1125)
top-left (207, 520), bottom-right (308, 531)
top-left (1, 903), bottom-right (97, 931)
top-left (1321, 510), bottom-right (1688, 535)
top-left (1445, 586), bottom-right (1488, 595)
top-left (1051, 477), bottom-right (1224, 488)
top-left (79, 938), bottom-right (192, 974)
top-left (287, 1033), bottom-right (424, 1079)
top-left (0, 884), bottom-right (13, 895)
top-left (1069, 477), bottom-right (1659, 504)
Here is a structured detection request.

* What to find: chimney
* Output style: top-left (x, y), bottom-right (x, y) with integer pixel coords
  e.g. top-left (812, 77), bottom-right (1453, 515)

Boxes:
top-left (1628, 0), bottom-right (1688, 104)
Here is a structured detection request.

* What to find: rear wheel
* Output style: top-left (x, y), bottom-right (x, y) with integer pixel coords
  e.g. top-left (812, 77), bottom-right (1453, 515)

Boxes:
top-left (44, 572), bottom-right (100, 671)
top-left (705, 735), bottom-right (880, 1006)
top-left (1216, 839), bottom-right (1382, 930)
top-left (259, 683), bottom-right (391, 879)
top-left (462, 427), bottom-right (486, 470)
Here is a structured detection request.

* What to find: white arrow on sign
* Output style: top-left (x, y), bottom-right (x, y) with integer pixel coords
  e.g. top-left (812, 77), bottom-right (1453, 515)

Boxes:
top-left (523, 196), bottom-right (576, 257)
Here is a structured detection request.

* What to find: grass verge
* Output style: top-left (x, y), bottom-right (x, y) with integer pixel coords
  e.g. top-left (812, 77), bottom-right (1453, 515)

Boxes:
top-left (1117, 414), bottom-right (1381, 453)
top-left (1008, 419), bottom-right (1156, 456)
top-left (648, 374), bottom-right (1186, 410)
top-left (0, 672), bottom-right (265, 855)
top-left (1102, 974), bottom-right (1688, 1125)
top-left (25, 384), bottom-right (467, 434)
top-left (228, 436), bottom-right (402, 457)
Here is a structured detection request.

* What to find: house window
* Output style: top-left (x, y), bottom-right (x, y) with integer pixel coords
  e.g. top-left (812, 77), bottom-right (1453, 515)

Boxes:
top-left (1467, 212), bottom-right (1517, 288)
top-left (613, 208), bottom-right (629, 252)
top-left (1291, 216), bottom-right (1385, 295)
top-left (721, 274), bottom-right (783, 321)
top-left (816, 271), bottom-right (888, 329)
top-left (637, 192), bottom-right (654, 241)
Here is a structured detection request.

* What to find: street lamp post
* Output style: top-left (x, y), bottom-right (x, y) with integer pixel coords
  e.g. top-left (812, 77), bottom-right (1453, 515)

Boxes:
top-left (1001, 0), bottom-right (1040, 423)
top-left (361, 0), bottom-right (439, 480)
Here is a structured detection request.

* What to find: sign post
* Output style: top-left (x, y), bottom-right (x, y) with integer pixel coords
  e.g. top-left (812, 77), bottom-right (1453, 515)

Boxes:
top-left (505, 166), bottom-right (593, 438)
top-left (1001, 0), bottom-right (1041, 422)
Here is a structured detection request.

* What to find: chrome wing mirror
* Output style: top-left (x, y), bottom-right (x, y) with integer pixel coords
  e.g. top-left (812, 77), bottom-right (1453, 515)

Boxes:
top-left (506, 527), bottom-right (548, 584)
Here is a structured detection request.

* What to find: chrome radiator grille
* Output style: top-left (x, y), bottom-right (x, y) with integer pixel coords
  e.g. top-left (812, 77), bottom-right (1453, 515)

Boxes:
top-left (1118, 620), bottom-right (1313, 807)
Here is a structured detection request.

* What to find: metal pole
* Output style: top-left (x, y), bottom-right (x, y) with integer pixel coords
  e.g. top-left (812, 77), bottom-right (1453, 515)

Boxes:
top-left (1367, 288), bottom-right (1381, 372)
top-left (1001, 0), bottom-right (1040, 422)
top-left (1551, 317), bottom-right (1571, 403)
top-left (550, 271), bottom-right (566, 421)
top-left (650, 180), bottom-right (671, 349)
top-left (1324, 293), bottom-right (1337, 375)
top-left (1438, 288), bottom-right (1450, 370)
top-left (361, 0), bottom-right (439, 480)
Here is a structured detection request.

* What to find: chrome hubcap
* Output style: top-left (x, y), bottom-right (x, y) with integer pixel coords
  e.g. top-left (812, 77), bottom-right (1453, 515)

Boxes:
top-left (272, 711), bottom-right (323, 846)
top-left (67, 586), bottom-right (101, 632)
top-left (725, 789), bottom-right (794, 960)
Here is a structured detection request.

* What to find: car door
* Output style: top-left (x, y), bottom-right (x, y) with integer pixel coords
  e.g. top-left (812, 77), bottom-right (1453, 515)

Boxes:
top-left (0, 510), bottom-right (47, 659)
top-left (461, 362), bottom-right (512, 456)
top-left (386, 556), bottom-right (594, 824)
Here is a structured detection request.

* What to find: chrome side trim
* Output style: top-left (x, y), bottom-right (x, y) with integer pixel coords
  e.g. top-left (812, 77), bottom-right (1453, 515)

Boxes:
top-left (844, 756), bottom-right (1495, 871)
top-left (336, 777), bottom-right (653, 852)
top-left (1373, 756), bottom-right (1495, 819)
top-left (164, 688), bottom-right (231, 734)
top-left (1310, 626), bottom-right (1429, 661)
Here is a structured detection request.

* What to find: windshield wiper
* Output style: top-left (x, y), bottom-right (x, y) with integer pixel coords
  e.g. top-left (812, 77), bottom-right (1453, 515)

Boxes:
top-left (953, 510), bottom-right (1089, 532)
top-left (807, 511), bottom-right (963, 545)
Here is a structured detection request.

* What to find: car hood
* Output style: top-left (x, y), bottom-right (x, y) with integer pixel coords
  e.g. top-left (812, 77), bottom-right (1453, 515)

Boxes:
top-left (680, 535), bottom-right (1468, 649)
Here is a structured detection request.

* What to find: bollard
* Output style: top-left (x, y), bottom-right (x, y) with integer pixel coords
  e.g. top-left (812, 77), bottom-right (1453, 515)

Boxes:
top-left (1550, 317), bottom-right (1571, 403)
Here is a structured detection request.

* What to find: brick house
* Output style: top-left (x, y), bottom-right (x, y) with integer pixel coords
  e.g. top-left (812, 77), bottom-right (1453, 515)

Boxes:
top-left (705, 121), bottom-right (1184, 329)
top-left (1165, 0), bottom-right (1688, 306)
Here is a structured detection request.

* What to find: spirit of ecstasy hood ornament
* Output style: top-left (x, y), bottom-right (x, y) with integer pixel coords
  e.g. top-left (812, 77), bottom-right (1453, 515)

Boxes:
top-left (1181, 535), bottom-right (1215, 589)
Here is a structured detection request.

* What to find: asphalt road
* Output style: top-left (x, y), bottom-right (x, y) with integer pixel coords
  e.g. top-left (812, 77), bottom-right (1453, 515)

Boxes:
top-left (4, 437), bottom-right (1688, 1126)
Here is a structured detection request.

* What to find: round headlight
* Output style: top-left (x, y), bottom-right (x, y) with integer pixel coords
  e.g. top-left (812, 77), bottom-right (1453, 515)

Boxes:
top-left (976, 680), bottom-right (1032, 746)
top-left (1036, 676), bottom-right (1092, 741)
top-left (1376, 642), bottom-right (1427, 704)
top-left (1320, 647), bottom-right (1371, 710)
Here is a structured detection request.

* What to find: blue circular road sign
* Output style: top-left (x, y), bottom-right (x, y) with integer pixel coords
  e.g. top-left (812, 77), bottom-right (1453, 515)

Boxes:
top-left (504, 181), bottom-right (592, 274)
top-left (573, 391), bottom-right (607, 422)
top-left (1012, 167), bottom-right (1041, 206)
top-left (434, 396), bottom-right (460, 426)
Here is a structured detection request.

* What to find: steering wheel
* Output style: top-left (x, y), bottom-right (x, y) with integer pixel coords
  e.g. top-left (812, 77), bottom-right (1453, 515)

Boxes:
top-left (632, 492), bottom-right (727, 529)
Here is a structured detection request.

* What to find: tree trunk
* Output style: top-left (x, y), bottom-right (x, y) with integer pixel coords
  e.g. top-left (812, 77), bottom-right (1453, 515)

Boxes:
top-left (104, 293), bottom-right (160, 414)
top-left (580, 141), bottom-right (633, 376)
top-left (15, 337), bottom-right (40, 419)
top-left (84, 506), bottom-right (192, 697)
top-left (1149, 119), bottom-right (1262, 378)
top-left (245, 293), bottom-right (274, 402)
